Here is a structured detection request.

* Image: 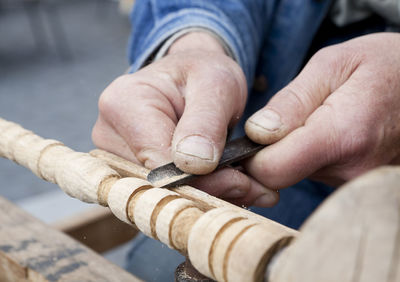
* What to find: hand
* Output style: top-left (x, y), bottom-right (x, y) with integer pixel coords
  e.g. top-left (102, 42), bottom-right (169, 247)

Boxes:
top-left (92, 32), bottom-right (279, 207)
top-left (245, 32), bottom-right (400, 188)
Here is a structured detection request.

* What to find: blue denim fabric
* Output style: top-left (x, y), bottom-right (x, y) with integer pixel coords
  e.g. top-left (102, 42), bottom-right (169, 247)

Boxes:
top-left (128, 0), bottom-right (273, 85)
top-left (128, 0), bottom-right (333, 90)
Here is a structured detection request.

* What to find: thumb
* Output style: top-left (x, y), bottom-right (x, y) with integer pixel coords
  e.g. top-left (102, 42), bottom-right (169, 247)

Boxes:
top-left (172, 61), bottom-right (246, 174)
top-left (245, 46), bottom-right (359, 144)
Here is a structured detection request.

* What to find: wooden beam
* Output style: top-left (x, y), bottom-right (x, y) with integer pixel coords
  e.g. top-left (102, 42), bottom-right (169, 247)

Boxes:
top-left (0, 196), bottom-right (140, 281)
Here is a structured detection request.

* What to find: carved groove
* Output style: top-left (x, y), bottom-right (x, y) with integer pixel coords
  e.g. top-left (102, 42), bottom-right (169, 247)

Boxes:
top-left (150, 195), bottom-right (180, 240)
top-left (126, 186), bottom-right (152, 224)
top-left (8, 131), bottom-right (31, 161)
top-left (97, 175), bottom-right (120, 206)
top-left (208, 217), bottom-right (245, 278)
top-left (223, 224), bottom-right (258, 282)
top-left (168, 206), bottom-right (197, 249)
top-left (36, 142), bottom-right (65, 179)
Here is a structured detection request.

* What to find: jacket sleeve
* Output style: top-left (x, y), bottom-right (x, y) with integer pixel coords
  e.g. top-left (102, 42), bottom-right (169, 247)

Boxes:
top-left (127, 0), bottom-right (275, 87)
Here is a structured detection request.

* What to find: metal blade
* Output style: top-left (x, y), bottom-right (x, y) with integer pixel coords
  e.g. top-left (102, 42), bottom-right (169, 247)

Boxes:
top-left (147, 136), bottom-right (265, 188)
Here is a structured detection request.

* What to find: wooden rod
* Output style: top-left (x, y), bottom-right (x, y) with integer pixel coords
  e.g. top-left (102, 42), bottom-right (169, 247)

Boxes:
top-left (90, 148), bottom-right (296, 229)
top-left (0, 117), bottom-right (296, 281)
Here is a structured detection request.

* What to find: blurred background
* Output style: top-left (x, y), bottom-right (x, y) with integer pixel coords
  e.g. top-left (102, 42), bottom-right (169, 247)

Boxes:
top-left (0, 0), bottom-right (137, 270)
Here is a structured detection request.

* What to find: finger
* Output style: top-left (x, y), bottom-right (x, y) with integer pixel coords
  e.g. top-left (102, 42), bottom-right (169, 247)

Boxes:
top-left (188, 167), bottom-right (279, 207)
top-left (227, 178), bottom-right (279, 208)
top-left (246, 60), bottom-right (396, 189)
top-left (245, 104), bottom-right (338, 189)
top-left (97, 73), bottom-right (181, 169)
top-left (245, 46), bottom-right (361, 144)
top-left (249, 179), bottom-right (279, 208)
top-left (172, 62), bottom-right (246, 174)
top-left (188, 167), bottom-right (250, 198)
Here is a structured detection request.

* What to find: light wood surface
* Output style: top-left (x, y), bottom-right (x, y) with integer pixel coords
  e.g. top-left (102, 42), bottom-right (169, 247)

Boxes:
top-left (269, 166), bottom-right (400, 282)
top-left (0, 117), bottom-right (295, 281)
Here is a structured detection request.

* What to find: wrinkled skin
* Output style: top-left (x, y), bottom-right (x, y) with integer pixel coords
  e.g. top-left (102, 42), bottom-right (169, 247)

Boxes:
top-left (245, 32), bottom-right (400, 188)
top-left (93, 32), bottom-right (400, 207)
top-left (92, 32), bottom-right (279, 207)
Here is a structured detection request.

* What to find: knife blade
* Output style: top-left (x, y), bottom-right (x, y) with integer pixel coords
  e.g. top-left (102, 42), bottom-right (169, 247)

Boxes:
top-left (147, 136), bottom-right (265, 188)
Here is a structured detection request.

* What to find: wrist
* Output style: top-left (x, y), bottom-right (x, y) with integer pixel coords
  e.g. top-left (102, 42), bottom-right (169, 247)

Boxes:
top-left (168, 31), bottom-right (227, 55)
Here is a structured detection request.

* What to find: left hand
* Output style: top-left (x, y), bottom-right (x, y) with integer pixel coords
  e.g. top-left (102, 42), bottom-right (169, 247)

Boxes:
top-left (244, 32), bottom-right (400, 188)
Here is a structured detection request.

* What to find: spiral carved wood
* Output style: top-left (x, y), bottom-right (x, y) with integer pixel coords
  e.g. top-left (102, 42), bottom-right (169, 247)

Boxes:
top-left (0, 117), bottom-right (295, 281)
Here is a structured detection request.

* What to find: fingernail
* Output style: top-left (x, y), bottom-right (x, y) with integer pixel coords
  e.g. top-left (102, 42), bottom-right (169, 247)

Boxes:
top-left (253, 194), bottom-right (273, 207)
top-left (176, 135), bottom-right (215, 161)
top-left (221, 188), bottom-right (246, 199)
top-left (248, 109), bottom-right (282, 132)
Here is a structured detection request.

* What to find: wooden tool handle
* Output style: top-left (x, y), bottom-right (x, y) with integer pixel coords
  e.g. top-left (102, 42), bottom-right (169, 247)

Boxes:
top-left (0, 117), bottom-right (296, 281)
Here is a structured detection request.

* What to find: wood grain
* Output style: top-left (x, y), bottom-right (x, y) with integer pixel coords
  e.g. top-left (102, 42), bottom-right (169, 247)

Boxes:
top-left (0, 196), bottom-right (140, 282)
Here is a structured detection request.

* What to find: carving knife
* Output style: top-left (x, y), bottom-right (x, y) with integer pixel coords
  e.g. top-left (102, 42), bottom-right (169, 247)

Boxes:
top-left (147, 136), bottom-right (265, 188)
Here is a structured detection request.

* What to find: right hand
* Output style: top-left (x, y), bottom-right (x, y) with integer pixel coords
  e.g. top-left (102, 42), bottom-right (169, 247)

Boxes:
top-left (92, 32), bottom-right (279, 207)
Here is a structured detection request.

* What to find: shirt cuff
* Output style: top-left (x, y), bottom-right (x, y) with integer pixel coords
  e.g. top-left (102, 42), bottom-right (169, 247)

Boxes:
top-left (153, 27), bottom-right (235, 62)
top-left (127, 9), bottom-right (250, 83)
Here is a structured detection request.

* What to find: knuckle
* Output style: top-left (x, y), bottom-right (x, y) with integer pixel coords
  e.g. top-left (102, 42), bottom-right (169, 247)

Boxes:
top-left (201, 55), bottom-right (246, 93)
top-left (343, 132), bottom-right (373, 158)
top-left (98, 75), bottom-right (130, 115)
top-left (201, 60), bottom-right (247, 117)
top-left (98, 91), bottom-right (114, 116)
top-left (312, 46), bottom-right (334, 62)
top-left (98, 74), bottom-right (153, 117)
top-left (310, 47), bottom-right (345, 79)
top-left (204, 64), bottom-right (235, 87)
top-left (337, 122), bottom-right (375, 161)
top-left (276, 85), bottom-right (316, 122)
top-left (311, 45), bottom-right (346, 67)
top-left (91, 120), bottom-right (109, 149)
top-left (282, 86), bottom-right (309, 110)
top-left (228, 169), bottom-right (251, 190)
top-left (91, 123), bottom-right (102, 146)
top-left (310, 44), bottom-right (361, 83)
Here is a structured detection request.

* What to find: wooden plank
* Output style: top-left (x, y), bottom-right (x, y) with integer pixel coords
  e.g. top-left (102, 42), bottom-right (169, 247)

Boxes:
top-left (52, 207), bottom-right (138, 254)
top-left (0, 196), bottom-right (141, 282)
